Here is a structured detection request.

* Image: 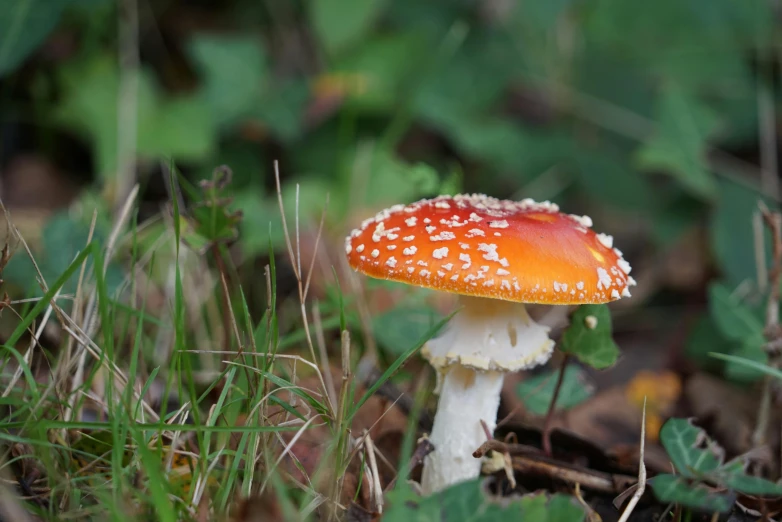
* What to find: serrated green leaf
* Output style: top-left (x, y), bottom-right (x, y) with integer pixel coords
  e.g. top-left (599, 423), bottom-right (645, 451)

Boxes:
top-left (636, 85), bottom-right (719, 199)
top-left (186, 34), bottom-right (267, 128)
top-left (560, 304), bottom-right (619, 369)
top-left (0, 0), bottom-right (71, 77)
top-left (650, 474), bottom-right (734, 513)
top-left (659, 418), bottom-right (782, 499)
top-left (310, 0), bottom-right (387, 56)
top-left (516, 366), bottom-right (593, 416)
top-left (373, 306), bottom-right (443, 356)
top-left (659, 418), bottom-right (723, 477)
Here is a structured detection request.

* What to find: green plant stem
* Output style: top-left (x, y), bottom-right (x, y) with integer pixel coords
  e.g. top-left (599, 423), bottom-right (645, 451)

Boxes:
top-left (542, 354), bottom-right (569, 457)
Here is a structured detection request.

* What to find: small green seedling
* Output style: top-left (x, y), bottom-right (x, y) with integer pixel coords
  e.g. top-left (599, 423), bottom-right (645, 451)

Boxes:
top-left (650, 418), bottom-right (782, 513)
top-left (178, 165), bottom-right (244, 255)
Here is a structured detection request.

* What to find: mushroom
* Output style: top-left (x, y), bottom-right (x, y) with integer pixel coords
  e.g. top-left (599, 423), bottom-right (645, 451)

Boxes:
top-left (344, 194), bottom-right (635, 493)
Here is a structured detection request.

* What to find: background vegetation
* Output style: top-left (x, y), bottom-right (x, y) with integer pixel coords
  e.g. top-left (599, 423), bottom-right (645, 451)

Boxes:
top-left (0, 0), bottom-right (781, 520)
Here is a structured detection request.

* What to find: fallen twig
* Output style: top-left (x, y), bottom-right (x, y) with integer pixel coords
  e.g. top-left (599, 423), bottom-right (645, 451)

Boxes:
top-left (473, 439), bottom-right (636, 494)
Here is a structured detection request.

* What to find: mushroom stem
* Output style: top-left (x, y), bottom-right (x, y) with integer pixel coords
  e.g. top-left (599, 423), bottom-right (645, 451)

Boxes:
top-left (420, 366), bottom-right (504, 494)
top-left (420, 296), bottom-right (555, 494)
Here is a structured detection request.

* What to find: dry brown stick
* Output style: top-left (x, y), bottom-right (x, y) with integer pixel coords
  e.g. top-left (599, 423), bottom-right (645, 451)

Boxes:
top-left (511, 455), bottom-right (632, 494)
top-left (754, 204), bottom-right (782, 453)
top-left (760, 204), bottom-right (782, 337)
top-left (472, 438), bottom-right (540, 459)
top-left (473, 439), bottom-right (636, 494)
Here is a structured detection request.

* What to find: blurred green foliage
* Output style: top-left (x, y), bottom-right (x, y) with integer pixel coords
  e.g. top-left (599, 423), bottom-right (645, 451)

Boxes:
top-left (1, 0), bottom-right (780, 381)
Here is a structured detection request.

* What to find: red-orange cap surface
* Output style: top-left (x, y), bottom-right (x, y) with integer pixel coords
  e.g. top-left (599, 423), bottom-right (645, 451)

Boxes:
top-left (345, 194), bottom-right (635, 305)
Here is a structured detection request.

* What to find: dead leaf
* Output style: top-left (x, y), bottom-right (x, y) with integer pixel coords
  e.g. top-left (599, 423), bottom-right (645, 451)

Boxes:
top-left (556, 385), bottom-right (672, 473)
top-left (231, 491), bottom-right (283, 522)
top-left (684, 372), bottom-right (770, 457)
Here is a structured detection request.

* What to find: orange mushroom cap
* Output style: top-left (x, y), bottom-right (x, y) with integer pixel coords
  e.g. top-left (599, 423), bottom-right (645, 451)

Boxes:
top-left (345, 194), bottom-right (635, 305)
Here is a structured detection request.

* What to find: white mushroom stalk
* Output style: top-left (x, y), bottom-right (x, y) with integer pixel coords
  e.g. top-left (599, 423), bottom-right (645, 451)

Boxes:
top-left (419, 295), bottom-right (554, 494)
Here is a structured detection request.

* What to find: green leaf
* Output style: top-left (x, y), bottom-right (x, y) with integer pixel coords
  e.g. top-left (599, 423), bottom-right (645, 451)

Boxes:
top-left (309, 0), bottom-right (387, 57)
top-left (659, 418), bottom-right (722, 478)
top-left (583, 0), bottom-right (771, 92)
top-left (650, 474), bottom-right (734, 513)
top-left (559, 304), bottom-right (620, 370)
top-left (0, 0), bottom-right (71, 77)
top-left (534, 493), bottom-right (588, 522)
top-left (710, 177), bottom-right (776, 288)
top-left (707, 282), bottom-right (764, 343)
top-left (253, 79), bottom-right (310, 142)
top-left (447, 119), bottom-right (567, 179)
top-left (570, 145), bottom-right (656, 212)
top-left (186, 33), bottom-right (267, 128)
top-left (516, 366), bottom-right (593, 416)
top-left (54, 54), bottom-right (216, 179)
top-left (706, 282), bottom-right (768, 382)
top-left (636, 85), bottom-right (719, 199)
top-left (684, 313), bottom-right (734, 371)
top-left (385, 480), bottom-right (586, 521)
top-left (657, 418), bottom-right (782, 501)
top-left (715, 459), bottom-right (782, 496)
top-left (373, 306), bottom-right (443, 356)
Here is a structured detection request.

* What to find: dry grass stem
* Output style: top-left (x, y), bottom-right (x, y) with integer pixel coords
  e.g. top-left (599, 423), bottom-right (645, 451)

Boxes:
top-left (617, 397), bottom-right (647, 522)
